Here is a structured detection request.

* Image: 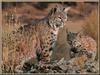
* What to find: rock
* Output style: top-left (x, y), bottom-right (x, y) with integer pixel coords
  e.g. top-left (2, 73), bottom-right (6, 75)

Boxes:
top-left (56, 57), bottom-right (64, 65)
top-left (56, 58), bottom-right (68, 71)
top-left (15, 65), bottom-right (23, 73)
top-left (22, 62), bottom-right (32, 72)
top-left (72, 65), bottom-right (81, 73)
top-left (58, 64), bottom-right (68, 71)
top-left (53, 70), bottom-right (58, 73)
top-left (29, 68), bottom-right (38, 73)
top-left (52, 66), bottom-right (62, 70)
top-left (47, 69), bottom-right (54, 73)
top-left (84, 60), bottom-right (99, 73)
top-left (14, 56), bottom-right (99, 73)
top-left (65, 64), bottom-right (73, 73)
top-left (43, 69), bottom-right (50, 73)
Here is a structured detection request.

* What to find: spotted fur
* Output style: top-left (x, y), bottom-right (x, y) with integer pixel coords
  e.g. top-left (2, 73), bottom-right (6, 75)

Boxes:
top-left (2, 5), bottom-right (70, 72)
top-left (67, 31), bottom-right (97, 70)
top-left (67, 31), bottom-right (97, 61)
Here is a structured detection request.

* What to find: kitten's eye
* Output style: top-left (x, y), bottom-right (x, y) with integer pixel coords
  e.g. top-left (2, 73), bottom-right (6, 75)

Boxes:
top-left (73, 40), bottom-right (76, 44)
top-left (58, 16), bottom-right (61, 19)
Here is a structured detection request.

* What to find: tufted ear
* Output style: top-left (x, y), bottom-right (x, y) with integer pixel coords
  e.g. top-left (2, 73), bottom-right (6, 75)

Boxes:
top-left (49, 7), bottom-right (57, 16)
top-left (55, 5), bottom-right (62, 12)
top-left (64, 7), bottom-right (71, 12)
top-left (77, 31), bottom-right (84, 38)
top-left (49, 5), bottom-right (66, 16)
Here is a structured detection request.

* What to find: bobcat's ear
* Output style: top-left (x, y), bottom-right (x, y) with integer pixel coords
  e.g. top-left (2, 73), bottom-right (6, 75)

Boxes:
top-left (55, 5), bottom-right (62, 12)
top-left (49, 8), bottom-right (54, 16)
top-left (64, 7), bottom-right (71, 12)
top-left (52, 5), bottom-right (64, 13)
top-left (49, 7), bottom-right (57, 16)
top-left (77, 31), bottom-right (84, 38)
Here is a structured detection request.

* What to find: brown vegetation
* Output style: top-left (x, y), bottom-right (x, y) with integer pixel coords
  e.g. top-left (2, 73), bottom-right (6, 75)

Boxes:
top-left (82, 8), bottom-right (98, 60)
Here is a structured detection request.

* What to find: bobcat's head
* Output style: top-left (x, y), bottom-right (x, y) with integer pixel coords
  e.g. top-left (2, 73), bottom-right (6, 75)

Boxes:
top-left (48, 5), bottom-right (70, 30)
top-left (67, 31), bottom-right (78, 46)
top-left (67, 31), bottom-right (84, 53)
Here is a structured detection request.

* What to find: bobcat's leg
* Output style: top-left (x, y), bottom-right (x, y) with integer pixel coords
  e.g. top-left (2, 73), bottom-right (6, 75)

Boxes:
top-left (37, 49), bottom-right (53, 68)
top-left (40, 50), bottom-right (52, 62)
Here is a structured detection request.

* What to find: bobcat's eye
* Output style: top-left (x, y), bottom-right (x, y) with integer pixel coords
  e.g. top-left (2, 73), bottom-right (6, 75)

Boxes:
top-left (58, 16), bottom-right (62, 20)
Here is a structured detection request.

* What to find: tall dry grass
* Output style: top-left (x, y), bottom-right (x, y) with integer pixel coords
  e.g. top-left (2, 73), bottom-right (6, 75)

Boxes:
top-left (82, 8), bottom-right (99, 60)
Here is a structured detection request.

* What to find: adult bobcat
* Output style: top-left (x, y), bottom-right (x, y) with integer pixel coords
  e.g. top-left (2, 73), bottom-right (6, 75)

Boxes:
top-left (2, 5), bottom-right (70, 72)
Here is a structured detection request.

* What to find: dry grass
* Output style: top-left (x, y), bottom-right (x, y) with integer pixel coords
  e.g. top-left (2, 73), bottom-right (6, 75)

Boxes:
top-left (82, 8), bottom-right (99, 60)
top-left (83, 9), bottom-right (98, 42)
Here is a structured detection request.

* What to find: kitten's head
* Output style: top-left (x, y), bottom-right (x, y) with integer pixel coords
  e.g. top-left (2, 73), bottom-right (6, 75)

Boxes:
top-left (67, 31), bottom-right (84, 53)
top-left (67, 31), bottom-right (78, 46)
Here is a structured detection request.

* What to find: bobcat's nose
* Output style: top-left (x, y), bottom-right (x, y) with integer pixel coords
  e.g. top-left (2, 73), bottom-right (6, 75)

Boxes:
top-left (71, 47), bottom-right (78, 53)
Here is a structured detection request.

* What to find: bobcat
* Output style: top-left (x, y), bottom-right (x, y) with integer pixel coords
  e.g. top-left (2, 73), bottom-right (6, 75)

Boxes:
top-left (67, 31), bottom-right (97, 65)
top-left (2, 5), bottom-right (70, 72)
top-left (67, 32), bottom-right (97, 73)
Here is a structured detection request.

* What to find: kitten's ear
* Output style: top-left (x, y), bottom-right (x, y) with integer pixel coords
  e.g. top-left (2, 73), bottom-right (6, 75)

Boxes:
top-left (64, 7), bottom-right (71, 12)
top-left (77, 31), bottom-right (84, 38)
